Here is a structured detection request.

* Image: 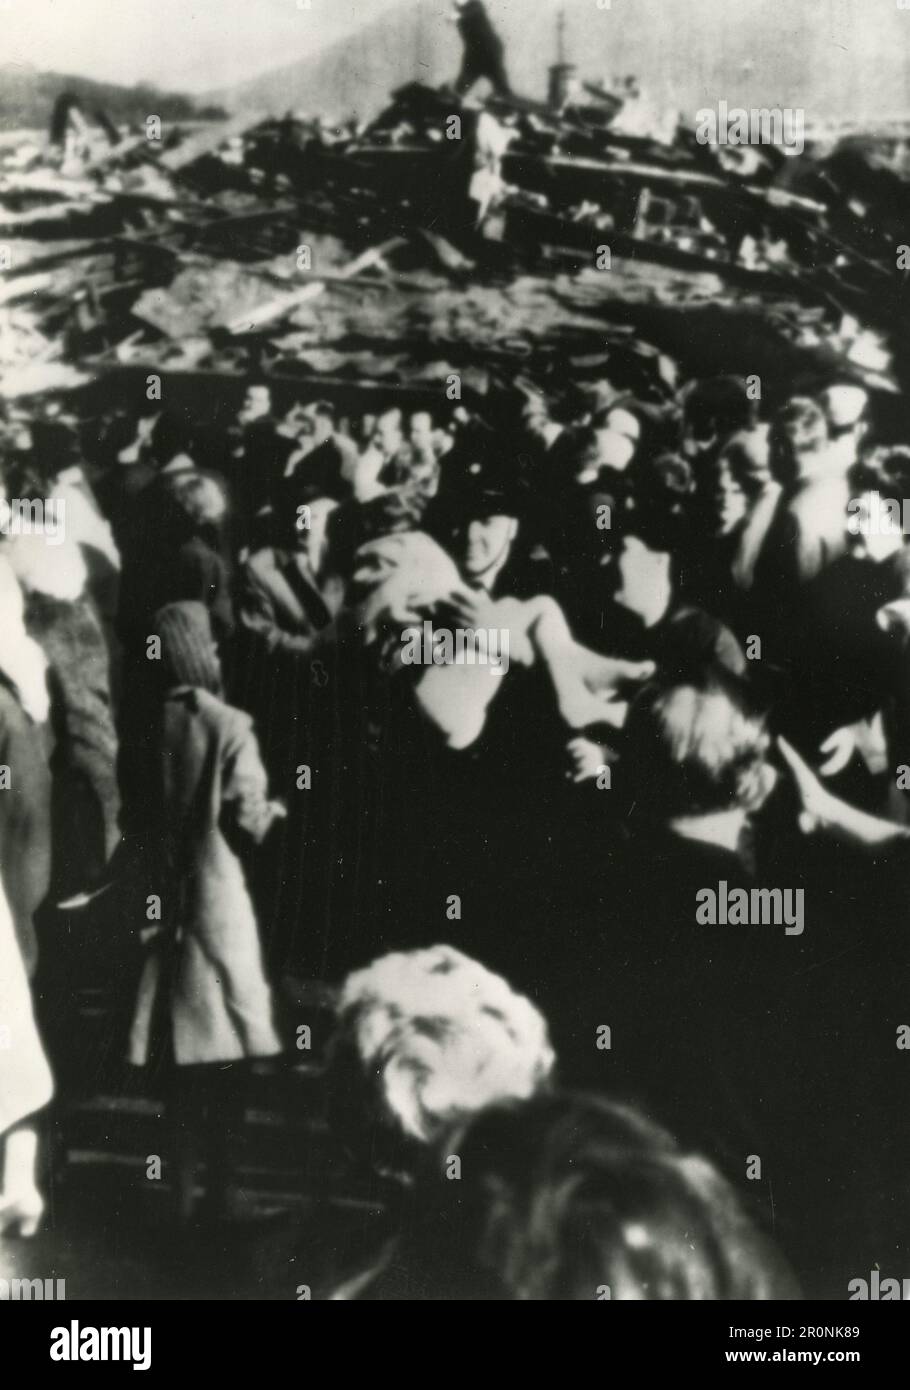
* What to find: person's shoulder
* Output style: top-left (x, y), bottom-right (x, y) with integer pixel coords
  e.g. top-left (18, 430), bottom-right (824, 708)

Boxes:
top-left (192, 687), bottom-right (249, 725)
top-left (334, 433), bottom-right (360, 463)
top-left (177, 688), bottom-right (253, 746)
top-left (244, 545), bottom-right (280, 579)
top-left (0, 679), bottom-right (29, 732)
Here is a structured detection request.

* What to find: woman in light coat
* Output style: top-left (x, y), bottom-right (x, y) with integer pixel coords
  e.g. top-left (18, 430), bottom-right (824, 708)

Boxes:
top-left (0, 557), bottom-right (54, 1237)
top-left (126, 600), bottom-right (284, 1223)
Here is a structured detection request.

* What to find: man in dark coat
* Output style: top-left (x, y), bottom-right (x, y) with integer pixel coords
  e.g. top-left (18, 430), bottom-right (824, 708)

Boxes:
top-left (452, 0), bottom-right (512, 99)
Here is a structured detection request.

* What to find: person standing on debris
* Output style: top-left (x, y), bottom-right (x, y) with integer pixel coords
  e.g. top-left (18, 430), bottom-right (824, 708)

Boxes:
top-left (451, 0), bottom-right (512, 100)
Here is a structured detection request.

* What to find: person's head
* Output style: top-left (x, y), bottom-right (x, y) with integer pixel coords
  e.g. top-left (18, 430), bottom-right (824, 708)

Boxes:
top-left (0, 406), bottom-right (33, 456)
top-left (327, 945), bottom-right (555, 1179)
top-left (623, 673), bottom-right (773, 824)
top-left (166, 472), bottom-right (228, 548)
top-left (102, 410), bottom-right (158, 467)
top-left (409, 411), bottom-right (435, 454)
top-left (238, 382), bottom-right (272, 427)
top-left (710, 425), bottom-right (773, 536)
top-left (152, 601), bottom-right (222, 695)
top-left (373, 407), bottom-right (405, 458)
top-left (301, 400), bottom-right (337, 448)
top-left (846, 445), bottom-right (910, 563)
top-left (573, 378), bottom-right (623, 424)
top-left (277, 400), bottom-right (312, 441)
top-left (387, 1091), bottom-right (796, 1300)
top-left (28, 420), bottom-right (81, 480)
top-left (769, 396), bottom-right (831, 487)
top-left (592, 406), bottom-right (641, 473)
top-left (567, 427), bottom-right (606, 485)
top-left (463, 509), bottom-right (519, 582)
top-left (633, 451), bottom-right (694, 526)
top-left (819, 382), bottom-right (869, 470)
top-left (149, 411), bottom-right (195, 470)
top-left (681, 377), bottom-right (756, 460)
top-left (520, 395), bottom-right (558, 449)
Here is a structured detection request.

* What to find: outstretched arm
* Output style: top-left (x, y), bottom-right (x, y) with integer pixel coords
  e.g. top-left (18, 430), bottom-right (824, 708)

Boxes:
top-left (778, 737), bottom-right (910, 853)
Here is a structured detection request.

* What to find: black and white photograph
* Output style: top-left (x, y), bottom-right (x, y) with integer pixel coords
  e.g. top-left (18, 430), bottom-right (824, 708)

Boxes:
top-left (1, 0), bottom-right (910, 1342)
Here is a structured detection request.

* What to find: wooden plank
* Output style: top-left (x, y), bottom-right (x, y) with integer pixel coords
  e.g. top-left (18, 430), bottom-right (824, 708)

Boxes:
top-left (159, 111), bottom-right (265, 171)
top-left (225, 236), bottom-right (405, 334)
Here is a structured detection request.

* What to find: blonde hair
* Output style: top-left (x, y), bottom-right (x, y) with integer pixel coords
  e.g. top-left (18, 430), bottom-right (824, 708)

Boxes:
top-left (332, 945), bottom-right (555, 1146)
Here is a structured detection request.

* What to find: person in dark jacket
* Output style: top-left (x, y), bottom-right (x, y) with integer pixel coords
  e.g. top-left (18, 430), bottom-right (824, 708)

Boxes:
top-left (451, 0), bottom-right (512, 98)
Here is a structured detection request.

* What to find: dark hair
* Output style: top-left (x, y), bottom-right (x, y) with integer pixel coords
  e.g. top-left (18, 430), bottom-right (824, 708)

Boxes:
top-left (682, 376), bottom-right (756, 444)
top-left (382, 1092), bottom-right (796, 1300)
top-left (617, 489), bottom-right (687, 556)
top-left (849, 445), bottom-right (910, 500)
top-left (4, 457), bottom-right (50, 500)
top-left (632, 450), bottom-right (694, 520)
top-left (150, 410), bottom-right (195, 468)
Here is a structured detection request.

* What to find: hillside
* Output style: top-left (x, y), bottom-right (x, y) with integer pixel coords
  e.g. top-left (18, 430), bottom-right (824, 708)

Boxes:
top-left (0, 64), bottom-right (225, 133)
top-left (208, 0), bottom-right (910, 127)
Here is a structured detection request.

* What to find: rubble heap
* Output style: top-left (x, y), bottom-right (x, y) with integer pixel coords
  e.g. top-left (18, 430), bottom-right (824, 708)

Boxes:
top-left (0, 81), bottom-right (905, 417)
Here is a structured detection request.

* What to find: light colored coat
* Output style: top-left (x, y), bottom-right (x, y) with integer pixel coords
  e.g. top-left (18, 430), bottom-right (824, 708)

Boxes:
top-left (128, 687), bottom-right (281, 1068)
top-left (0, 875), bottom-right (53, 1134)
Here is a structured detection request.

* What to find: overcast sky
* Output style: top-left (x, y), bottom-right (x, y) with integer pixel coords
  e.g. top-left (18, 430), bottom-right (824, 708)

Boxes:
top-left (1, 0), bottom-right (408, 92)
top-left (3, 0), bottom-right (909, 119)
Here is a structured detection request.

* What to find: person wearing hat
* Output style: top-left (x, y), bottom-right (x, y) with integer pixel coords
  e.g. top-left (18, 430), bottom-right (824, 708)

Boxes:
top-left (450, 0), bottom-right (512, 100)
top-left (279, 402), bottom-right (358, 503)
top-left (606, 511), bottom-right (747, 683)
top-left (818, 382), bottom-right (869, 476)
top-left (686, 426), bottom-right (780, 642)
top-left (752, 396), bottom-right (852, 632)
top-left (439, 454), bottom-right (554, 602)
top-left (126, 600), bottom-right (284, 1225)
top-left (234, 485), bottom-right (346, 777)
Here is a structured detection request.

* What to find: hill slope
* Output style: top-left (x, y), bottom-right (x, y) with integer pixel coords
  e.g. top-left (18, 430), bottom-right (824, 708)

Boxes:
top-left (209, 0), bottom-right (910, 127)
top-left (0, 65), bottom-right (224, 133)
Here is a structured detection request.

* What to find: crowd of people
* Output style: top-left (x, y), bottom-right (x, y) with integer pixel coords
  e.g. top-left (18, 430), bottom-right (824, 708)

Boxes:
top-left (1, 354), bottom-right (909, 1297)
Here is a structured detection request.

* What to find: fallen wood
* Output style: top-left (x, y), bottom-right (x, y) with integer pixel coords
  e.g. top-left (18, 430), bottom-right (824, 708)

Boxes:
top-left (159, 111), bottom-right (264, 172)
top-left (224, 237), bottom-right (406, 334)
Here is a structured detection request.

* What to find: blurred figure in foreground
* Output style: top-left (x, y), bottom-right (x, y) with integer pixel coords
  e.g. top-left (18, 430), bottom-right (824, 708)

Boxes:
top-left (357, 1092), bottom-right (799, 1299)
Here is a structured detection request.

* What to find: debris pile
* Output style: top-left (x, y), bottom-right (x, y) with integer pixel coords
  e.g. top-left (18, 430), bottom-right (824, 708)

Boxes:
top-left (0, 80), bottom-right (906, 413)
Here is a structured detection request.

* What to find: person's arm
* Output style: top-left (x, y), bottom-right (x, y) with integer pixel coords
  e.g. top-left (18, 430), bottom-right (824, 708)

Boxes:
top-left (221, 711), bottom-right (285, 845)
top-left (778, 737), bottom-right (910, 852)
top-left (711, 619), bottom-right (747, 678)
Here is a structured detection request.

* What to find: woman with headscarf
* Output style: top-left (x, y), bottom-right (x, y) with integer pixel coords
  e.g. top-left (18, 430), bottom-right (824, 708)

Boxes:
top-left (125, 601), bottom-right (284, 1224)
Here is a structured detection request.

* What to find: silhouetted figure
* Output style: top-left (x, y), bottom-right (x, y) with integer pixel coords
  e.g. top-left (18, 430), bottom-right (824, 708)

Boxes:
top-left (452, 0), bottom-right (512, 99)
